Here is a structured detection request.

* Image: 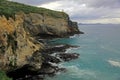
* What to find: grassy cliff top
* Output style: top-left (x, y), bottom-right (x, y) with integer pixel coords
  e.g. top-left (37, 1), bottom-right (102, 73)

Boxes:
top-left (0, 0), bottom-right (69, 19)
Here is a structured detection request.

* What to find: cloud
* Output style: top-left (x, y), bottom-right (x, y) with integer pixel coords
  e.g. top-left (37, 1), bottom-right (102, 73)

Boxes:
top-left (39, 1), bottom-right (62, 10)
top-left (11, 0), bottom-right (58, 6)
top-left (85, 0), bottom-right (120, 8)
top-left (11, 0), bottom-right (120, 24)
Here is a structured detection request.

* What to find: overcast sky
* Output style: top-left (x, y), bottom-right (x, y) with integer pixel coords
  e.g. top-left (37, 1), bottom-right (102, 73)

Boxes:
top-left (11, 0), bottom-right (120, 24)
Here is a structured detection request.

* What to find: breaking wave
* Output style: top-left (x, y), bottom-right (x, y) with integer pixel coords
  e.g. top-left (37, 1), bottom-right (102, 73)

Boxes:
top-left (108, 60), bottom-right (120, 67)
top-left (64, 65), bottom-right (97, 80)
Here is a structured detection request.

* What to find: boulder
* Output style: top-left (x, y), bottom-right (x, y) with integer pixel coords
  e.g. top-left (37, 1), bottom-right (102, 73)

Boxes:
top-left (56, 53), bottom-right (80, 61)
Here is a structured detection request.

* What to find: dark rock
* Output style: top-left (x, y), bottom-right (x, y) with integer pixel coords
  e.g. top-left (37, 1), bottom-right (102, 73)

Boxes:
top-left (27, 51), bottom-right (42, 71)
top-left (37, 33), bottom-right (60, 39)
top-left (7, 44), bottom-right (80, 80)
top-left (42, 53), bottom-right (61, 63)
top-left (7, 51), bottom-right (43, 80)
top-left (42, 44), bottom-right (79, 54)
top-left (57, 67), bottom-right (67, 72)
top-left (38, 62), bottom-right (66, 76)
top-left (56, 53), bottom-right (80, 61)
top-left (38, 63), bottom-right (57, 74)
top-left (7, 65), bottom-right (38, 80)
top-left (30, 75), bottom-right (44, 80)
top-left (0, 2), bottom-right (83, 79)
top-left (16, 74), bottom-right (44, 80)
top-left (80, 31), bottom-right (84, 34)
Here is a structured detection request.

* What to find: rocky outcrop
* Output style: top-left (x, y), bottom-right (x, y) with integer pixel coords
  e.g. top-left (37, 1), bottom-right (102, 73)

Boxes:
top-left (7, 44), bottom-right (79, 80)
top-left (56, 53), bottom-right (80, 61)
top-left (0, 2), bottom-right (83, 79)
top-left (23, 13), bottom-right (83, 38)
top-left (0, 9), bottom-right (83, 79)
top-left (0, 13), bottom-right (43, 72)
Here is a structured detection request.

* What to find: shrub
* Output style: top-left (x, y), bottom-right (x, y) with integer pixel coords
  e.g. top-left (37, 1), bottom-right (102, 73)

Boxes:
top-left (0, 70), bottom-right (12, 80)
top-left (0, 0), bottom-right (68, 19)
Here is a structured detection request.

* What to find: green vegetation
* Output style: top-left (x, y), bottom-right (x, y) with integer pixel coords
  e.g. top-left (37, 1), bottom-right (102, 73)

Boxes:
top-left (0, 0), bottom-right (68, 19)
top-left (0, 70), bottom-right (12, 80)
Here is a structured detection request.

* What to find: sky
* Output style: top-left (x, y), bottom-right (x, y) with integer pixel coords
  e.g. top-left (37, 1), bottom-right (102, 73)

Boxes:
top-left (11, 0), bottom-right (120, 24)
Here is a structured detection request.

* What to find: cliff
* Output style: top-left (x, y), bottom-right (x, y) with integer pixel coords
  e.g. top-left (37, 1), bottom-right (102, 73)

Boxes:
top-left (0, 0), bottom-right (83, 79)
top-left (0, 0), bottom-right (83, 38)
top-left (0, 13), bottom-right (43, 71)
top-left (24, 13), bottom-right (81, 38)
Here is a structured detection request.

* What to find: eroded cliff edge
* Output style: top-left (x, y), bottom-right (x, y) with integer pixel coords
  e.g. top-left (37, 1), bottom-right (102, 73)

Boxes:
top-left (0, 0), bottom-right (83, 79)
top-left (24, 12), bottom-right (83, 38)
top-left (0, 13), bottom-right (43, 71)
top-left (0, 12), bottom-right (81, 71)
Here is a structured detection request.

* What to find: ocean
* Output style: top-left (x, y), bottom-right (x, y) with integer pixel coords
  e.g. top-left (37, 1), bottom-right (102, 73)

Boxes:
top-left (46, 24), bottom-right (120, 80)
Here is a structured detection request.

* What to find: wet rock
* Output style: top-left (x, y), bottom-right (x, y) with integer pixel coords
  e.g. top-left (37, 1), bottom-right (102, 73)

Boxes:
top-left (28, 75), bottom-right (44, 80)
top-left (56, 53), bottom-right (80, 61)
top-left (38, 62), bottom-right (66, 75)
top-left (42, 53), bottom-right (61, 63)
top-left (43, 44), bottom-right (79, 54)
top-left (38, 63), bottom-right (56, 74)
top-left (16, 74), bottom-right (44, 80)
top-left (7, 44), bottom-right (79, 80)
top-left (27, 51), bottom-right (42, 71)
top-left (57, 67), bottom-right (67, 72)
top-left (7, 65), bottom-right (38, 80)
top-left (16, 63), bottom-right (66, 80)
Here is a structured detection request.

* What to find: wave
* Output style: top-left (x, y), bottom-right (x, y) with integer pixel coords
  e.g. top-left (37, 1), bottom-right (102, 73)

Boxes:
top-left (64, 65), bottom-right (97, 79)
top-left (70, 35), bottom-right (76, 38)
top-left (65, 47), bottom-right (79, 53)
top-left (70, 34), bottom-right (80, 38)
top-left (65, 48), bottom-right (73, 53)
top-left (46, 65), bottom-right (97, 80)
top-left (108, 60), bottom-right (120, 67)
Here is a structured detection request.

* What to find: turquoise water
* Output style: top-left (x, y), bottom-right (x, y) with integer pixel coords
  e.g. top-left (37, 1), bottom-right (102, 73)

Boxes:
top-left (47, 24), bottom-right (120, 80)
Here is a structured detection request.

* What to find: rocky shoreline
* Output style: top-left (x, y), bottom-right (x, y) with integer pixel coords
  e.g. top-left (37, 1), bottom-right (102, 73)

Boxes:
top-left (0, 1), bottom-right (84, 80)
top-left (7, 43), bottom-right (80, 80)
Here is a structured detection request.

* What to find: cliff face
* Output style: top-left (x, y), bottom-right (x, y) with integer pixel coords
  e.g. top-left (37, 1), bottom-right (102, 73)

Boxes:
top-left (0, 13), bottom-right (43, 71)
top-left (0, 11), bottom-right (82, 72)
top-left (24, 13), bottom-right (81, 38)
top-left (0, 0), bottom-right (82, 38)
top-left (0, 0), bottom-right (83, 73)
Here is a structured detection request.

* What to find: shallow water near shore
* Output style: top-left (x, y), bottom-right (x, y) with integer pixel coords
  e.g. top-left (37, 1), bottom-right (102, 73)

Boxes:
top-left (46, 24), bottom-right (120, 80)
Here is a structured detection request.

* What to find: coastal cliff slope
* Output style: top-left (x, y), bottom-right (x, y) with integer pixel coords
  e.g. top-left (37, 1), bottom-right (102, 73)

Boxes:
top-left (0, 0), bottom-right (82, 77)
top-left (0, 13), bottom-right (43, 71)
top-left (0, 0), bottom-right (83, 38)
top-left (24, 13), bottom-right (81, 38)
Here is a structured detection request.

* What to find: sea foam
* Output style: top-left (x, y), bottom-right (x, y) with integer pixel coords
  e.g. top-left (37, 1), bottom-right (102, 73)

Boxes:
top-left (64, 65), bottom-right (97, 79)
top-left (108, 60), bottom-right (120, 67)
